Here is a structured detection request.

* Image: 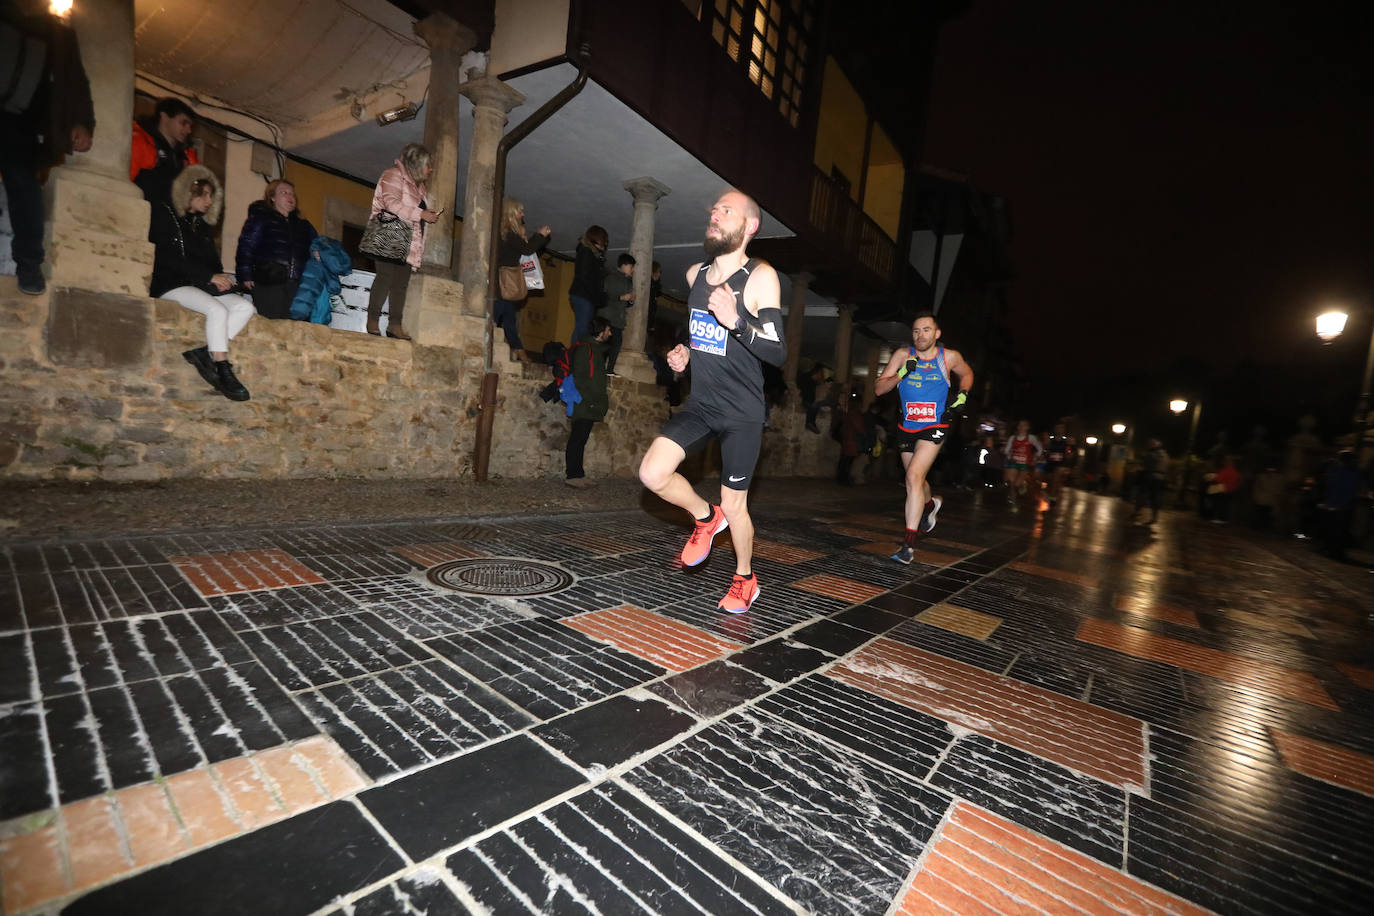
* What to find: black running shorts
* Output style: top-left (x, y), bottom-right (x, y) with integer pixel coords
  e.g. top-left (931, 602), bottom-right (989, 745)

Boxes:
top-left (894, 426), bottom-right (948, 453)
top-left (660, 408), bottom-right (763, 490)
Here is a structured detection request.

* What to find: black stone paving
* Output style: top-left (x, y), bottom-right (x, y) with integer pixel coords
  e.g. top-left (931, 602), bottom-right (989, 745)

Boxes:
top-left (0, 484), bottom-right (1370, 914)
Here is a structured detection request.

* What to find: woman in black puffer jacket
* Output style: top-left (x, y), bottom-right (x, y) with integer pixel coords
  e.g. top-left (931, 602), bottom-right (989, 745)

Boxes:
top-left (234, 179), bottom-right (317, 319)
top-left (149, 164), bottom-right (254, 401)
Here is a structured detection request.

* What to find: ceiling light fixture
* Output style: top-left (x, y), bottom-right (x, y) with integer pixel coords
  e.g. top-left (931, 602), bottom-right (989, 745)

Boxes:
top-left (376, 101), bottom-right (418, 126)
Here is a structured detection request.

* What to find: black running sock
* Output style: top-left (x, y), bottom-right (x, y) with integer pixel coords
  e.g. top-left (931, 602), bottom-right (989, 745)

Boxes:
top-left (923, 499), bottom-right (935, 513)
top-left (904, 528), bottom-right (918, 548)
top-left (697, 506), bottom-right (715, 523)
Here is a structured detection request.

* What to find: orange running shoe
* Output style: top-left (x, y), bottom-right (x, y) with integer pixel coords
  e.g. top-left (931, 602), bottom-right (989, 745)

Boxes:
top-left (680, 504), bottom-right (729, 567)
top-left (717, 573), bottom-right (760, 614)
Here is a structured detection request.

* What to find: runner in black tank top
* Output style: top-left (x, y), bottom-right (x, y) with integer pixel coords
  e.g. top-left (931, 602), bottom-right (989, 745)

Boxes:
top-left (637, 190), bottom-right (786, 614)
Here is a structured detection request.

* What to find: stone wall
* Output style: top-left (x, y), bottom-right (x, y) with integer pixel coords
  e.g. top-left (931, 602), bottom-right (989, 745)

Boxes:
top-left (0, 280), bottom-right (840, 482)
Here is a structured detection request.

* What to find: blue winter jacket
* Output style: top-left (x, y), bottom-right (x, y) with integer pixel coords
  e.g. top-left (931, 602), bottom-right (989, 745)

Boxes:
top-left (289, 238), bottom-right (354, 324)
top-left (234, 200), bottom-right (317, 286)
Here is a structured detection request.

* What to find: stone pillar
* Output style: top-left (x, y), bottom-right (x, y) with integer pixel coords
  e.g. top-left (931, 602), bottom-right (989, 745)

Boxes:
top-left (783, 272), bottom-right (812, 400)
top-left (620, 177), bottom-right (670, 380)
top-left (413, 13), bottom-right (476, 274)
top-left (833, 306), bottom-right (854, 395)
top-left (456, 77), bottom-right (524, 318)
top-left (863, 342), bottom-right (883, 407)
top-left (43, 0), bottom-right (153, 296)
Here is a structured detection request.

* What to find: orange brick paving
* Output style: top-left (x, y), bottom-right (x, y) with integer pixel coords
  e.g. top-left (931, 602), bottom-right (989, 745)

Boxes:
top-left (561, 605), bottom-right (744, 672)
top-left (1114, 594), bottom-right (1202, 628)
top-left (724, 537), bottom-right (827, 564)
top-left (0, 823), bottom-right (64, 915)
top-left (168, 548), bottom-right (326, 596)
top-left (391, 541), bottom-right (488, 567)
top-left (831, 525), bottom-right (902, 541)
top-left (830, 638), bottom-right (1148, 791)
top-left (1269, 728), bottom-right (1374, 798)
top-left (1009, 561), bottom-right (1101, 589)
top-left (790, 572), bottom-right (888, 604)
top-left (854, 542), bottom-right (960, 566)
top-left (924, 537), bottom-right (982, 553)
top-left (1077, 618), bottom-right (1340, 711)
top-left (894, 802), bottom-right (1216, 915)
top-left (0, 736), bottom-right (365, 914)
top-left (1337, 663), bottom-right (1374, 692)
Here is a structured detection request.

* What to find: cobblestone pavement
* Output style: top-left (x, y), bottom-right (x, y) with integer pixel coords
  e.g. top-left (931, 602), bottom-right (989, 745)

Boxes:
top-left (2, 481), bottom-right (1372, 915)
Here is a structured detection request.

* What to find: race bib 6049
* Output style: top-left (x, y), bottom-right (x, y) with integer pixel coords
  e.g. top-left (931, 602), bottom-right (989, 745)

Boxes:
top-left (905, 402), bottom-right (937, 423)
top-left (689, 308), bottom-right (728, 356)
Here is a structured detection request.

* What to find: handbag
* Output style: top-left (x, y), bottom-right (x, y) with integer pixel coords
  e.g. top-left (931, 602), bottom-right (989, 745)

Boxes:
top-left (498, 265), bottom-right (527, 301)
top-left (359, 209), bottom-right (412, 261)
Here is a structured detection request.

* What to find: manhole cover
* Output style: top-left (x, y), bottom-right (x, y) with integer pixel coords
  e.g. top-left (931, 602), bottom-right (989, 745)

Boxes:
top-left (427, 558), bottom-right (573, 596)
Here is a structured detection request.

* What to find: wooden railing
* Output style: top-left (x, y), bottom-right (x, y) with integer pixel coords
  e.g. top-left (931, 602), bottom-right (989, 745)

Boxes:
top-left (807, 168), bottom-right (896, 285)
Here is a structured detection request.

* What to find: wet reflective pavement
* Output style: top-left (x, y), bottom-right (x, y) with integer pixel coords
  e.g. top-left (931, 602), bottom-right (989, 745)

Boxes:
top-left (2, 485), bottom-right (1372, 915)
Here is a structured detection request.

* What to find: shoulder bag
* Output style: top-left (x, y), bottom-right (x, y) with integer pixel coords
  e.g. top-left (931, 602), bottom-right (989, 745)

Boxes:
top-left (498, 264), bottom-right (527, 301)
top-left (359, 209), bottom-right (412, 261)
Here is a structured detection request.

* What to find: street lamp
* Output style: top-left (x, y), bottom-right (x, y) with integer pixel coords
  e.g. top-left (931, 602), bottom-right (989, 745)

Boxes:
top-left (1111, 423), bottom-right (1126, 435)
top-left (1314, 305), bottom-right (1374, 456)
top-left (1316, 310), bottom-right (1348, 342)
top-left (1085, 436), bottom-right (1098, 445)
top-left (1169, 397), bottom-right (1203, 506)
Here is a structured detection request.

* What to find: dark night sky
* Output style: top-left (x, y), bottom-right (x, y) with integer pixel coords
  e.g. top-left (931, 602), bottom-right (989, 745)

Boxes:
top-left (921, 0), bottom-right (1374, 420)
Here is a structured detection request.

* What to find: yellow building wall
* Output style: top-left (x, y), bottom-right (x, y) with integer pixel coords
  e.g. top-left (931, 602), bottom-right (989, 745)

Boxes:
top-left (518, 254), bottom-right (575, 354)
top-left (813, 57), bottom-right (866, 201)
top-left (283, 161), bottom-right (372, 230)
top-left (282, 160), bottom-right (462, 243)
top-left (864, 120), bottom-right (904, 240)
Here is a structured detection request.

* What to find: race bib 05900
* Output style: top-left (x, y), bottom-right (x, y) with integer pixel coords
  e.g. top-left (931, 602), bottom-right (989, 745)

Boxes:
top-left (905, 402), bottom-right (937, 424)
top-left (689, 308), bottom-right (728, 356)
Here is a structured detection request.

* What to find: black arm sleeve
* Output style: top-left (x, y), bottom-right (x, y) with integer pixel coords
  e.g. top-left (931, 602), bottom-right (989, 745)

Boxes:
top-left (729, 306), bottom-right (787, 367)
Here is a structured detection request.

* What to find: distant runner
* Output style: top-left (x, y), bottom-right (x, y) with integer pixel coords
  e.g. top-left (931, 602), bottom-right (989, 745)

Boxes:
top-left (873, 313), bottom-right (974, 564)
top-left (1003, 420), bottom-right (1042, 511)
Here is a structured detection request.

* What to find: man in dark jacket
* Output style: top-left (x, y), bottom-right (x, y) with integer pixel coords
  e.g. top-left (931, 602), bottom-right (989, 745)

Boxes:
top-left (130, 97), bottom-right (199, 208)
top-left (565, 317), bottom-right (613, 488)
top-left (0, 0), bottom-right (94, 295)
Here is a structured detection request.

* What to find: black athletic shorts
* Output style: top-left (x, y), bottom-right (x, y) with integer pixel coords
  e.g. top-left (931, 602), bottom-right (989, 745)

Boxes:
top-left (660, 407), bottom-right (763, 490)
top-left (894, 425), bottom-right (949, 453)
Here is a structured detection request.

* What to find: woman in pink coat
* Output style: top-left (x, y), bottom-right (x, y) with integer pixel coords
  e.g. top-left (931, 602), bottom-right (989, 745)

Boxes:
top-left (365, 144), bottom-right (441, 339)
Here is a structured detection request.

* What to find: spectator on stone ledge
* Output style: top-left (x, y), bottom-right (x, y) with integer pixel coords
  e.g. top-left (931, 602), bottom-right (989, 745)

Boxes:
top-left (0, 0), bottom-right (93, 296)
top-left (365, 143), bottom-right (440, 341)
top-left (235, 178), bottom-right (317, 320)
top-left (130, 96), bottom-right (199, 208)
top-left (149, 165), bottom-right (252, 402)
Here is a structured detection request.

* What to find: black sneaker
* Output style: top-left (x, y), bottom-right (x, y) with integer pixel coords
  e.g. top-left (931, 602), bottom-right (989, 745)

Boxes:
top-left (214, 361), bottom-right (250, 401)
top-left (16, 262), bottom-right (45, 296)
top-left (183, 347), bottom-right (219, 390)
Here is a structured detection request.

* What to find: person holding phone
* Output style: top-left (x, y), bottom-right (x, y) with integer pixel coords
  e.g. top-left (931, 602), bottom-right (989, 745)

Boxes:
top-left (363, 143), bottom-right (440, 340)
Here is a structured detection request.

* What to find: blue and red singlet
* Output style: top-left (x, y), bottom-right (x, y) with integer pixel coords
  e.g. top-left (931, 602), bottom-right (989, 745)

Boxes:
top-left (896, 346), bottom-right (951, 434)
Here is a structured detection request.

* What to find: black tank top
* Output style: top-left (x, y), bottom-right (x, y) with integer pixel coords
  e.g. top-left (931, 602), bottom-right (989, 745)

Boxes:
top-left (685, 259), bottom-right (765, 423)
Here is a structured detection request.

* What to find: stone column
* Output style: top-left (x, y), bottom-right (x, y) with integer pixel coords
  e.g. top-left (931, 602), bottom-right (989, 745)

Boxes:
top-left (863, 342), bottom-right (883, 406)
top-left (833, 306), bottom-right (854, 395)
top-left (620, 177), bottom-right (670, 379)
top-left (456, 77), bottom-right (525, 318)
top-left (43, 0), bottom-right (153, 296)
top-left (413, 13), bottom-right (476, 274)
top-left (783, 271), bottom-right (812, 401)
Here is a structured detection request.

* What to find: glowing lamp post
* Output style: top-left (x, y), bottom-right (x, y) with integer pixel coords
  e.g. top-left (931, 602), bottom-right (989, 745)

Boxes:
top-left (1315, 306), bottom-right (1374, 456)
top-left (1111, 423), bottom-right (1126, 435)
top-left (1169, 397), bottom-right (1203, 505)
top-left (1316, 310), bottom-right (1348, 342)
top-left (1085, 436), bottom-right (1098, 445)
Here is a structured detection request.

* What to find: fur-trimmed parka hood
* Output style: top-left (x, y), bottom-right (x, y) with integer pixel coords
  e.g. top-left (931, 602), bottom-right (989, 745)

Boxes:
top-left (170, 164), bottom-right (223, 225)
